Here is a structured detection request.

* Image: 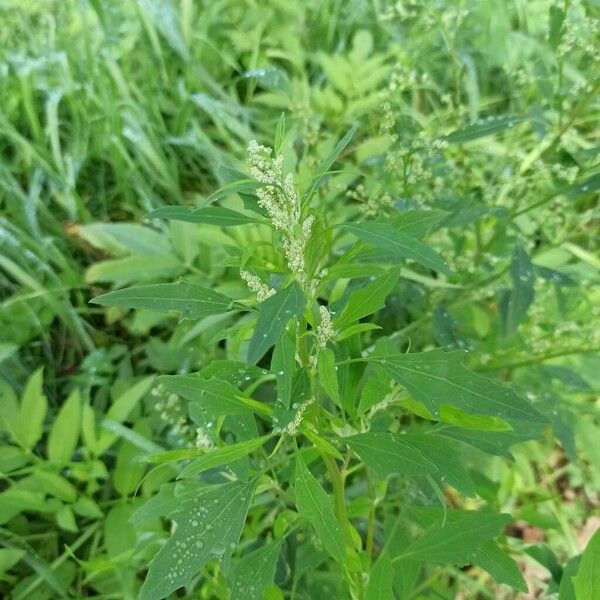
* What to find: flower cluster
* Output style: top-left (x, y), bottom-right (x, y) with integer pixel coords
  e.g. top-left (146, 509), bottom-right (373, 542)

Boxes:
top-left (283, 397), bottom-right (315, 436)
top-left (240, 270), bottom-right (276, 302)
top-left (316, 305), bottom-right (335, 348)
top-left (247, 140), bottom-right (314, 290)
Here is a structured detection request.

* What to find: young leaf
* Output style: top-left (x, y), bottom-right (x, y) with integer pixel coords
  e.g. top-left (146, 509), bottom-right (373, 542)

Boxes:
top-left (317, 348), bottom-right (342, 409)
top-left (444, 116), bottom-right (526, 143)
top-left (294, 455), bottom-right (346, 561)
top-left (335, 268), bottom-right (400, 331)
top-left (472, 541), bottom-right (528, 592)
top-left (178, 434), bottom-right (273, 478)
top-left (271, 331), bottom-right (296, 408)
top-left (140, 480), bottom-right (256, 600)
top-left (305, 125), bottom-right (357, 202)
top-left (369, 349), bottom-right (545, 426)
top-left (226, 540), bottom-right (283, 600)
top-left (147, 205), bottom-right (263, 226)
top-left (502, 244), bottom-right (535, 335)
top-left (573, 527), bottom-right (600, 599)
top-left (248, 283), bottom-right (305, 365)
top-left (16, 368), bottom-right (47, 451)
top-left (345, 433), bottom-right (438, 478)
top-left (47, 389), bottom-right (81, 463)
top-left (158, 376), bottom-right (270, 417)
top-left (366, 552), bottom-right (394, 600)
top-left (337, 222), bottom-right (451, 275)
top-left (398, 509), bottom-right (511, 564)
top-left (90, 282), bottom-right (235, 320)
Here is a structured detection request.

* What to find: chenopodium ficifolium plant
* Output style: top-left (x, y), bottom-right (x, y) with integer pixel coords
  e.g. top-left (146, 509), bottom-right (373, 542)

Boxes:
top-left (92, 123), bottom-right (547, 599)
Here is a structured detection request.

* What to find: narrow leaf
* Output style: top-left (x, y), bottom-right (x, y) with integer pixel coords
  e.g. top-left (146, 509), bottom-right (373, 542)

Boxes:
top-left (147, 206), bottom-right (262, 226)
top-left (47, 389), bottom-right (81, 463)
top-left (91, 282), bottom-right (234, 320)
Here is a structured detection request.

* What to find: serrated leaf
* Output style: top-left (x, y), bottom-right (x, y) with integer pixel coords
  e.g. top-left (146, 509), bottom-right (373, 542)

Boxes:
top-left (248, 283), bottom-right (305, 364)
top-left (399, 509), bottom-right (511, 564)
top-left (178, 434), bottom-right (272, 478)
top-left (91, 282), bottom-right (234, 320)
top-left (472, 541), bottom-right (528, 592)
top-left (140, 480), bottom-right (255, 600)
top-left (369, 349), bottom-right (545, 426)
top-left (158, 376), bottom-right (270, 417)
top-left (444, 116), bottom-right (526, 143)
top-left (366, 552), bottom-right (393, 600)
top-left (573, 527), bottom-right (600, 599)
top-left (337, 222), bottom-right (451, 275)
top-left (47, 389), bottom-right (81, 463)
top-left (295, 455), bottom-right (346, 561)
top-left (147, 205), bottom-right (262, 226)
top-left (345, 433), bottom-right (438, 478)
top-left (227, 540), bottom-right (283, 600)
top-left (335, 269), bottom-right (400, 331)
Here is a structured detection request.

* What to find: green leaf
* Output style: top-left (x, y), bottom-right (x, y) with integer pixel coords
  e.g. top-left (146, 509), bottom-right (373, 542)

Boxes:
top-left (147, 206), bottom-right (262, 226)
top-left (472, 541), bottom-right (528, 592)
top-left (16, 368), bottom-right (47, 451)
top-left (85, 254), bottom-right (183, 286)
top-left (227, 540), bottom-right (283, 600)
top-left (317, 348), bottom-right (342, 409)
top-left (205, 178), bottom-right (261, 204)
top-left (337, 222), bottom-right (451, 275)
top-left (90, 281), bottom-right (235, 320)
top-left (158, 376), bottom-right (270, 416)
top-left (398, 509), bottom-right (511, 564)
top-left (502, 244), bottom-right (534, 335)
top-left (400, 434), bottom-right (475, 496)
top-left (274, 112), bottom-right (286, 154)
top-left (178, 434), bottom-right (272, 478)
top-left (549, 7), bottom-right (565, 49)
top-left (369, 349), bottom-right (545, 426)
top-left (444, 116), bottom-right (526, 143)
top-left (271, 331), bottom-right (296, 408)
top-left (391, 210), bottom-right (447, 238)
top-left (305, 125), bottom-right (357, 202)
top-left (345, 433), bottom-right (438, 478)
top-left (335, 269), bottom-right (400, 331)
top-left (140, 480), bottom-right (256, 600)
top-left (573, 527), bottom-right (600, 599)
top-left (248, 283), bottom-right (306, 364)
top-left (366, 552), bottom-right (394, 600)
top-left (295, 455), bottom-right (346, 561)
top-left (47, 389), bottom-right (81, 463)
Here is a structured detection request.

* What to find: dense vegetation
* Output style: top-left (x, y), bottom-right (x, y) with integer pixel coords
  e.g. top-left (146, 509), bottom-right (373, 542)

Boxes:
top-left (1, 1), bottom-right (599, 598)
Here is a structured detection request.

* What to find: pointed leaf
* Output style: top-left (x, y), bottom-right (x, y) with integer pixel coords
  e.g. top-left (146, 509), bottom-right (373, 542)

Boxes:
top-left (47, 389), bottom-right (81, 463)
top-left (147, 206), bottom-right (262, 226)
top-left (366, 552), bottom-right (394, 600)
top-left (248, 283), bottom-right (305, 364)
top-left (271, 331), bottom-right (296, 408)
top-left (16, 368), bottom-right (47, 451)
top-left (141, 480), bottom-right (255, 600)
top-left (295, 455), bottom-right (345, 561)
top-left (472, 541), bottom-right (528, 592)
top-left (573, 527), bottom-right (600, 599)
top-left (91, 282), bottom-right (234, 320)
top-left (337, 222), bottom-right (451, 275)
top-left (369, 349), bottom-right (545, 425)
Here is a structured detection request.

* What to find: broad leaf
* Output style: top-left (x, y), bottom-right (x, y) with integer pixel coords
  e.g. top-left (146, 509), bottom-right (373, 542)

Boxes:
top-left (226, 540), bottom-right (283, 600)
top-left (47, 389), bottom-right (81, 463)
top-left (573, 527), bottom-right (600, 599)
top-left (472, 541), bottom-right (528, 592)
top-left (158, 376), bottom-right (270, 417)
top-left (178, 434), bottom-right (272, 478)
top-left (366, 552), bottom-right (394, 600)
top-left (345, 433), bottom-right (438, 478)
top-left (140, 480), bottom-right (255, 600)
top-left (399, 509), bottom-right (511, 564)
top-left (248, 283), bottom-right (305, 364)
top-left (369, 349), bottom-right (545, 426)
top-left (91, 282), bottom-right (235, 320)
top-left (337, 222), bottom-right (451, 275)
top-left (295, 455), bottom-right (345, 561)
top-left (16, 368), bottom-right (47, 451)
top-left (335, 269), bottom-right (400, 331)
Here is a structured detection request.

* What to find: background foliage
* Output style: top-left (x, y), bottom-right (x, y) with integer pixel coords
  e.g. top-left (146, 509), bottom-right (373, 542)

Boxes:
top-left (0, 0), bottom-right (599, 598)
